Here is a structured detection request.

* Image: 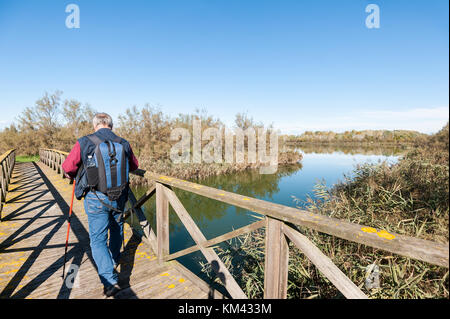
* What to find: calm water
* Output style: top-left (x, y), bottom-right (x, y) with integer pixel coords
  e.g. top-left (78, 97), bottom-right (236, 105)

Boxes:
top-left (130, 145), bottom-right (402, 281)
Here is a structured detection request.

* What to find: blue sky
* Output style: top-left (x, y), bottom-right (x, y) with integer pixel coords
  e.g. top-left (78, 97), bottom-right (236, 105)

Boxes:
top-left (0, 0), bottom-right (448, 133)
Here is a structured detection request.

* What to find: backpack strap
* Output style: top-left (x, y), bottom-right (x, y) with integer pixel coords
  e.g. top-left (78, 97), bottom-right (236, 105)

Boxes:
top-left (105, 140), bottom-right (119, 188)
top-left (112, 136), bottom-right (123, 144)
top-left (91, 188), bottom-right (124, 214)
top-left (87, 134), bottom-right (104, 146)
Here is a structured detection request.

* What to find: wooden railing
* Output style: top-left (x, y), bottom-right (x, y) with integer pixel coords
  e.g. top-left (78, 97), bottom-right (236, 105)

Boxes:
top-left (39, 148), bottom-right (449, 299)
top-left (0, 149), bottom-right (16, 219)
top-left (39, 149), bottom-right (69, 179)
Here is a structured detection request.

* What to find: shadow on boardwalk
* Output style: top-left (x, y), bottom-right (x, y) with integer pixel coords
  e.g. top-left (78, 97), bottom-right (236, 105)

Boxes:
top-left (0, 162), bottom-right (139, 299)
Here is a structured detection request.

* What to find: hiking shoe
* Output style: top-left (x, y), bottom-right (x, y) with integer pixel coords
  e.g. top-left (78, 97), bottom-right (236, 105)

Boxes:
top-left (103, 284), bottom-right (121, 297)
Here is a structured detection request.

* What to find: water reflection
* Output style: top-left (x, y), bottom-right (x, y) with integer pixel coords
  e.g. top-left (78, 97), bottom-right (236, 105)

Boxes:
top-left (290, 143), bottom-right (408, 156)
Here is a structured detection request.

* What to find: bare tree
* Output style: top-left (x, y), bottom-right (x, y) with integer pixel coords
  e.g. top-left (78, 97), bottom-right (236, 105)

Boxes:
top-left (17, 91), bottom-right (63, 152)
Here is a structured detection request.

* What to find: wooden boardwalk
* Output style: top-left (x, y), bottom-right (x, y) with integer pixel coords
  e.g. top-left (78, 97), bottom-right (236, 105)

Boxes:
top-left (1, 149), bottom-right (448, 300)
top-left (0, 162), bottom-right (218, 299)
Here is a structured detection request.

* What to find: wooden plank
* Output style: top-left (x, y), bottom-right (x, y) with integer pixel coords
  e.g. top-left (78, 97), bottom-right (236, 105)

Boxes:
top-left (163, 184), bottom-right (247, 299)
top-left (169, 260), bottom-right (225, 299)
top-left (167, 219), bottom-right (265, 261)
top-left (0, 163), bottom-right (4, 216)
top-left (264, 217), bottom-right (288, 299)
top-left (0, 162), bottom-right (212, 300)
top-left (156, 183), bottom-right (169, 262)
top-left (143, 171), bottom-right (449, 268)
top-left (282, 223), bottom-right (368, 299)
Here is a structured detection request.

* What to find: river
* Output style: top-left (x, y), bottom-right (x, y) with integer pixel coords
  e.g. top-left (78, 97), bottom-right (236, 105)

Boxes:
top-left (130, 145), bottom-right (404, 284)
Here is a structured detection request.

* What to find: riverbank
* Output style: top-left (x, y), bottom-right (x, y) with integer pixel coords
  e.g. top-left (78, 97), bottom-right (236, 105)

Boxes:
top-left (129, 149), bottom-right (303, 186)
top-left (285, 141), bottom-right (416, 148)
top-left (283, 129), bottom-right (428, 146)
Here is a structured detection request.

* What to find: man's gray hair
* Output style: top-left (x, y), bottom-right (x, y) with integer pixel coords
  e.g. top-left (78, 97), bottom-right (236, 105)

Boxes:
top-left (93, 113), bottom-right (113, 129)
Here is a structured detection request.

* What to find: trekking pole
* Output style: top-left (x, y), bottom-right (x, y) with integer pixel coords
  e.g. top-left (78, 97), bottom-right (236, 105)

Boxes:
top-left (62, 180), bottom-right (76, 279)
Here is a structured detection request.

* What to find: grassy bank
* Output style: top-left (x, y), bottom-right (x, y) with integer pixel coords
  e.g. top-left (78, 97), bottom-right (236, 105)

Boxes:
top-left (201, 123), bottom-right (449, 299)
top-left (15, 155), bottom-right (40, 163)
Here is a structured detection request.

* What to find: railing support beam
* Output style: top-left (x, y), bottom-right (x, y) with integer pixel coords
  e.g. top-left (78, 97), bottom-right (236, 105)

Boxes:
top-left (0, 150), bottom-right (16, 220)
top-left (282, 223), bottom-right (368, 299)
top-left (156, 182), bottom-right (170, 262)
top-left (264, 217), bottom-right (289, 299)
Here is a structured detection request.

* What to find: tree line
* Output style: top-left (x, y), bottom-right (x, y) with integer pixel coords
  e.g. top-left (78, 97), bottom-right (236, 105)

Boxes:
top-left (0, 91), bottom-right (95, 155)
top-left (284, 129), bottom-right (429, 145)
top-left (0, 91), bottom-right (302, 181)
top-left (0, 91), bottom-right (269, 157)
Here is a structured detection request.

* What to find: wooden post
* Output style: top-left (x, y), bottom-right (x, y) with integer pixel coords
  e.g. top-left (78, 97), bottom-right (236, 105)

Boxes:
top-left (10, 151), bottom-right (14, 178)
top-left (11, 151), bottom-right (15, 176)
top-left (264, 217), bottom-right (289, 299)
top-left (0, 163), bottom-right (3, 219)
top-left (59, 154), bottom-right (64, 178)
top-left (0, 163), bottom-right (5, 203)
top-left (156, 182), bottom-right (169, 261)
top-left (56, 153), bottom-right (60, 174)
top-left (0, 150), bottom-right (15, 220)
top-left (5, 157), bottom-right (10, 183)
top-left (4, 160), bottom-right (9, 192)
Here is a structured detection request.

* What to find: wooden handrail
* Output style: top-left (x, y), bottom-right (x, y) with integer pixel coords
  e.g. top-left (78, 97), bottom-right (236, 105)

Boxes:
top-left (0, 149), bottom-right (16, 219)
top-left (39, 148), bottom-right (68, 179)
top-left (40, 148), bottom-right (69, 156)
top-left (39, 148), bottom-right (449, 300)
top-left (142, 171), bottom-right (449, 268)
top-left (0, 149), bottom-right (15, 163)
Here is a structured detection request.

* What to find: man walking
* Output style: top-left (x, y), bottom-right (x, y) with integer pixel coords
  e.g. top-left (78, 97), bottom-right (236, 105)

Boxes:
top-left (62, 112), bottom-right (139, 297)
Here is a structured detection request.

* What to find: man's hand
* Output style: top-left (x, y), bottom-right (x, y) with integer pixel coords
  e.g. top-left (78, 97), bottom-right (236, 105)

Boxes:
top-left (64, 172), bottom-right (73, 180)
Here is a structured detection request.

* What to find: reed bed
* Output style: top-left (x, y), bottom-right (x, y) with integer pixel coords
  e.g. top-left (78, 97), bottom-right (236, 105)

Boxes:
top-left (129, 150), bottom-right (302, 186)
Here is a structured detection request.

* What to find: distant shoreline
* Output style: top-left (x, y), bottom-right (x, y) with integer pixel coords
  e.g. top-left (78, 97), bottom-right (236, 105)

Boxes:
top-left (284, 140), bottom-right (416, 147)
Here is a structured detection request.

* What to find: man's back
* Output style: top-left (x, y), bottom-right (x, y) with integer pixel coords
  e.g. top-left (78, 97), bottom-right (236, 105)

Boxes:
top-left (61, 112), bottom-right (139, 298)
top-left (62, 128), bottom-right (139, 199)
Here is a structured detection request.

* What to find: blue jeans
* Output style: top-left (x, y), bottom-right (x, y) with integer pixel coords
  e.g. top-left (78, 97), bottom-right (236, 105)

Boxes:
top-left (84, 191), bottom-right (127, 288)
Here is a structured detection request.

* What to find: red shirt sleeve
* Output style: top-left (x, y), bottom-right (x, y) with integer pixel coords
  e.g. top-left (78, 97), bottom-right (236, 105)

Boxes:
top-left (62, 141), bottom-right (82, 178)
top-left (129, 145), bottom-right (139, 172)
